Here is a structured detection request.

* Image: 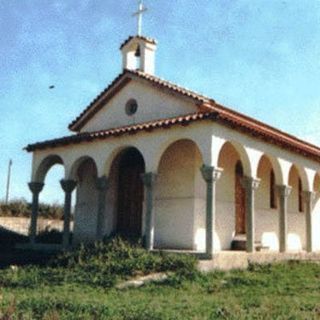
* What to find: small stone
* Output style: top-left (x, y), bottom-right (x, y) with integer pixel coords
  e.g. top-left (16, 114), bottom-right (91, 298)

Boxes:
top-left (10, 265), bottom-right (18, 271)
top-left (116, 272), bottom-right (169, 290)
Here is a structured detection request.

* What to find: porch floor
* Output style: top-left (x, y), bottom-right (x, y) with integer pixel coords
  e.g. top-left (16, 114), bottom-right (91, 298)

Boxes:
top-left (199, 250), bottom-right (320, 271)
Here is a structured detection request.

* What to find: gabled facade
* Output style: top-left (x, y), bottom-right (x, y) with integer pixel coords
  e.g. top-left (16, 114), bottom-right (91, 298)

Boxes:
top-left (26, 35), bottom-right (320, 257)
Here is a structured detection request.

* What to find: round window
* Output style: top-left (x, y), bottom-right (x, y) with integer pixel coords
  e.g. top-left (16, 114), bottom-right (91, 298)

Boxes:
top-left (125, 99), bottom-right (138, 116)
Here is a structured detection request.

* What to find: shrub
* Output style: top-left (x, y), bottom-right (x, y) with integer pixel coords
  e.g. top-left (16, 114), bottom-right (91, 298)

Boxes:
top-left (38, 202), bottom-right (64, 220)
top-left (0, 199), bottom-right (30, 217)
top-left (36, 229), bottom-right (64, 244)
top-left (0, 199), bottom-right (64, 220)
top-left (0, 236), bottom-right (197, 289)
top-left (53, 236), bottom-right (197, 275)
top-left (0, 227), bottom-right (28, 247)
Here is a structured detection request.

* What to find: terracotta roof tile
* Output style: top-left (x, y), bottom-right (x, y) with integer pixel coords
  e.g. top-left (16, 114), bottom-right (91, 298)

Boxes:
top-left (26, 110), bottom-right (320, 163)
top-left (26, 112), bottom-right (217, 152)
top-left (130, 70), bottom-right (211, 103)
top-left (211, 105), bottom-right (320, 159)
top-left (68, 69), bottom-right (212, 131)
top-left (30, 69), bottom-right (320, 163)
top-left (119, 35), bottom-right (157, 50)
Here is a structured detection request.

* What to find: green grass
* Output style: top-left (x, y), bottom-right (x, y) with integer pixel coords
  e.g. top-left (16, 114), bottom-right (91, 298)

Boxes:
top-left (0, 239), bottom-right (320, 319)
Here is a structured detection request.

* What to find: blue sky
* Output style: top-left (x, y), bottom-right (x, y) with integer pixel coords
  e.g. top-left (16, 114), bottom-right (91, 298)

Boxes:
top-left (1, 0), bottom-right (320, 204)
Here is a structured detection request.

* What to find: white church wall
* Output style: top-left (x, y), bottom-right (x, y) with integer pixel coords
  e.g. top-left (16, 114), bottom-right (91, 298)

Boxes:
top-left (287, 212), bottom-right (306, 251)
top-left (154, 198), bottom-right (195, 249)
top-left (215, 142), bottom-right (238, 250)
top-left (193, 144), bottom-right (206, 252)
top-left (255, 157), bottom-right (279, 251)
top-left (103, 158), bottom-right (119, 237)
top-left (80, 80), bottom-right (197, 133)
top-left (313, 176), bottom-right (320, 251)
top-left (255, 209), bottom-right (279, 251)
top-left (313, 195), bottom-right (320, 251)
top-left (154, 140), bottom-right (198, 250)
top-left (215, 201), bottom-right (235, 251)
top-left (194, 198), bottom-right (206, 252)
top-left (73, 160), bottom-right (99, 244)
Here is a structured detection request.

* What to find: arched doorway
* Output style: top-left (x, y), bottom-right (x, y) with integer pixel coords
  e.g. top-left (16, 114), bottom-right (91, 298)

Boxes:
top-left (116, 148), bottom-right (145, 237)
top-left (217, 142), bottom-right (250, 250)
top-left (313, 174), bottom-right (320, 251)
top-left (254, 155), bottom-right (280, 250)
top-left (287, 165), bottom-right (305, 250)
top-left (155, 139), bottom-right (205, 250)
top-left (235, 160), bottom-right (246, 235)
top-left (33, 155), bottom-right (65, 245)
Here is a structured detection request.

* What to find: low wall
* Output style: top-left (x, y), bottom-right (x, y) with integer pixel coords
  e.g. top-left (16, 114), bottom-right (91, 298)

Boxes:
top-left (0, 217), bottom-right (73, 236)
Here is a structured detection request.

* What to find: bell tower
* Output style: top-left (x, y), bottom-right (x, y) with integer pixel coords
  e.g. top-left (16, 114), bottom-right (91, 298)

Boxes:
top-left (120, 0), bottom-right (157, 75)
top-left (120, 36), bottom-right (157, 75)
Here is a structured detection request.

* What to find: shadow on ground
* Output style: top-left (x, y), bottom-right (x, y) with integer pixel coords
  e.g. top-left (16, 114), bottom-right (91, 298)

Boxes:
top-left (0, 226), bottom-right (62, 268)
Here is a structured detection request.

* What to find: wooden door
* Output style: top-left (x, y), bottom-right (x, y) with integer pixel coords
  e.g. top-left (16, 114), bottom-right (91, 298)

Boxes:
top-left (117, 149), bottom-right (144, 236)
top-left (235, 161), bottom-right (246, 234)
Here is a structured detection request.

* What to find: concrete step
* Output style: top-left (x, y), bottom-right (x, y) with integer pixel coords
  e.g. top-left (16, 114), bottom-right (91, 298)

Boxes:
top-left (198, 251), bottom-right (320, 272)
top-left (231, 235), bottom-right (247, 251)
top-left (231, 236), bottom-right (270, 252)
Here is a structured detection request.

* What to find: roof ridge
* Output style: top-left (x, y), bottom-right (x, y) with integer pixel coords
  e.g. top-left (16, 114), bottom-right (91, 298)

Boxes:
top-left (120, 35), bottom-right (157, 50)
top-left (128, 69), bottom-right (212, 102)
top-left (212, 103), bottom-right (320, 152)
top-left (65, 69), bottom-right (320, 160)
top-left (69, 69), bottom-right (211, 131)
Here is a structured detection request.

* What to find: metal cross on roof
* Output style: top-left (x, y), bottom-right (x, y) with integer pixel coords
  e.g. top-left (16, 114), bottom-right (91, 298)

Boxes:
top-left (132, 0), bottom-right (148, 36)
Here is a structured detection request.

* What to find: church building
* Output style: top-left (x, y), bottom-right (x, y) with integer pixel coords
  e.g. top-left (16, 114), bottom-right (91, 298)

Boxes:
top-left (26, 6), bottom-right (320, 258)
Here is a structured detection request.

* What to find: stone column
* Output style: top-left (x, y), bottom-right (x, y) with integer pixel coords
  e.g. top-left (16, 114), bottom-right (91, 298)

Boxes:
top-left (96, 176), bottom-right (109, 241)
top-left (200, 165), bottom-right (223, 258)
top-left (277, 185), bottom-right (292, 253)
top-left (28, 182), bottom-right (44, 245)
top-left (242, 177), bottom-right (260, 253)
top-left (303, 191), bottom-right (315, 253)
top-left (60, 179), bottom-right (77, 249)
top-left (141, 172), bottom-right (157, 251)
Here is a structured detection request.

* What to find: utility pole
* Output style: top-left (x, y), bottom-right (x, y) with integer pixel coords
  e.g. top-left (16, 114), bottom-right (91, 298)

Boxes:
top-left (5, 159), bottom-right (12, 205)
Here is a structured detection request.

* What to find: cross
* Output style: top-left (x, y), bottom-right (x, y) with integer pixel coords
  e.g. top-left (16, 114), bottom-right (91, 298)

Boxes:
top-left (132, 0), bottom-right (147, 36)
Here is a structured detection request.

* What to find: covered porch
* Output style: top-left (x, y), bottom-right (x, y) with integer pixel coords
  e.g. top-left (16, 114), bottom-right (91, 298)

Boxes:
top-left (26, 120), bottom-right (320, 257)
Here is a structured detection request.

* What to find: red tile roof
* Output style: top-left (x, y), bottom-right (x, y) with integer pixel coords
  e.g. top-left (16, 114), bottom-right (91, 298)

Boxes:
top-left (27, 69), bottom-right (320, 163)
top-left (26, 112), bottom-right (217, 152)
top-left (120, 35), bottom-right (157, 50)
top-left (68, 69), bottom-right (211, 132)
top-left (210, 104), bottom-right (320, 160)
top-left (26, 109), bottom-right (320, 163)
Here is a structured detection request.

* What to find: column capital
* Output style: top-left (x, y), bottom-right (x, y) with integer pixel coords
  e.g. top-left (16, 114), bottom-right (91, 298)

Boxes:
top-left (28, 182), bottom-right (44, 194)
top-left (302, 190), bottom-right (316, 203)
top-left (96, 175), bottom-right (109, 191)
top-left (60, 179), bottom-right (77, 193)
top-left (141, 172), bottom-right (157, 188)
top-left (277, 185), bottom-right (292, 198)
top-left (242, 176), bottom-right (260, 190)
top-left (200, 165), bottom-right (223, 183)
